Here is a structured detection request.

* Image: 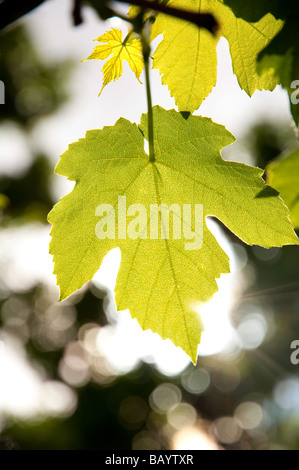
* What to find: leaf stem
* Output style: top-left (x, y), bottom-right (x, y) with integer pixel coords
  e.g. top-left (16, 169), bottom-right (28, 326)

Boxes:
top-left (141, 31), bottom-right (155, 162)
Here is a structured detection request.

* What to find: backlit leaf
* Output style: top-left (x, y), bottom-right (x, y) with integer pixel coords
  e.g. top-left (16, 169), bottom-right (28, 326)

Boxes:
top-left (267, 147), bottom-right (299, 228)
top-left (83, 28), bottom-right (143, 94)
top-left (223, 0), bottom-right (299, 127)
top-left (151, 0), bottom-right (283, 112)
top-left (48, 107), bottom-right (298, 362)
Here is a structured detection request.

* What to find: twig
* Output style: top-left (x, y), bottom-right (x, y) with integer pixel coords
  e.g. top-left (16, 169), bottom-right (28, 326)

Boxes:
top-left (116, 0), bottom-right (219, 35)
top-left (0, 0), bottom-right (46, 30)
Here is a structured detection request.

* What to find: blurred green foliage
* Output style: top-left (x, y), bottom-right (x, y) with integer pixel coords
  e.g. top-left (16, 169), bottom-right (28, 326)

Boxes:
top-left (0, 26), bottom-right (71, 126)
top-left (0, 24), bottom-right (72, 225)
top-left (0, 155), bottom-right (55, 224)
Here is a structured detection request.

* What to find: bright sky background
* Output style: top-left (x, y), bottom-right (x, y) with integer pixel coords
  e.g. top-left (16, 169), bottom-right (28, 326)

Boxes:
top-left (0, 0), bottom-right (295, 417)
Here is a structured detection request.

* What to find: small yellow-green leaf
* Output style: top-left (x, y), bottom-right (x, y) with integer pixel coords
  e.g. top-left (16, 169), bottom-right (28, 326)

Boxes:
top-left (83, 28), bottom-right (143, 94)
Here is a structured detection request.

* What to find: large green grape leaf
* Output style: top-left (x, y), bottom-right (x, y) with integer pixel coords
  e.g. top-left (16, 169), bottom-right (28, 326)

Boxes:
top-left (267, 148), bottom-right (299, 228)
top-left (48, 107), bottom-right (298, 362)
top-left (151, 0), bottom-right (283, 112)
